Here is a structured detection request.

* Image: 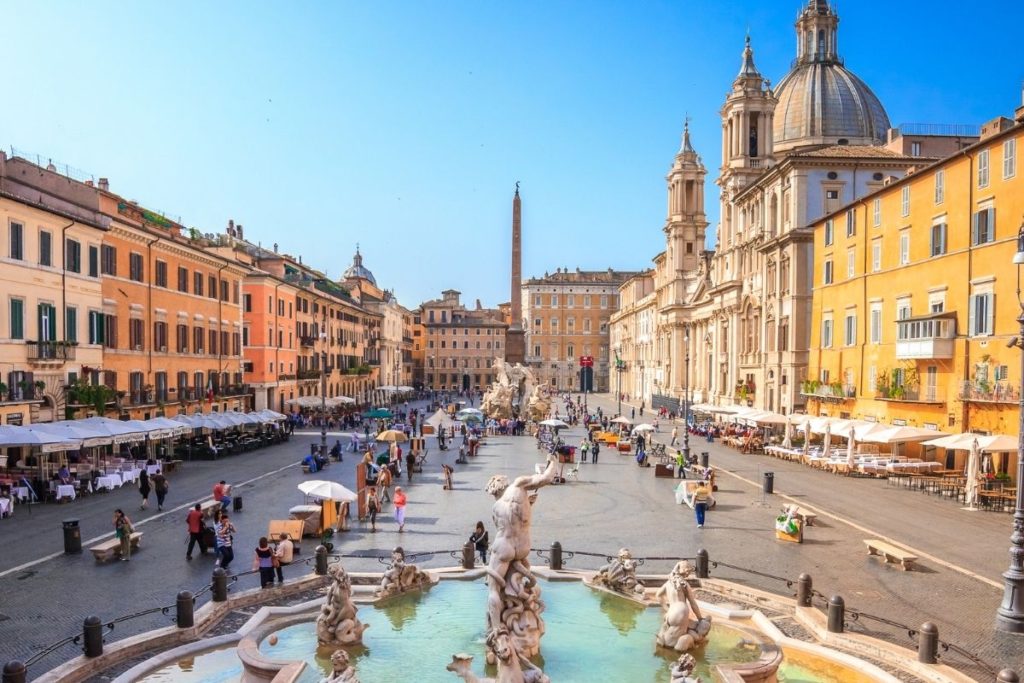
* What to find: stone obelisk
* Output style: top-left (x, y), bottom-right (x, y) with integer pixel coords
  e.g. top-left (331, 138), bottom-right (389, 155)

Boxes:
top-left (505, 183), bottom-right (526, 364)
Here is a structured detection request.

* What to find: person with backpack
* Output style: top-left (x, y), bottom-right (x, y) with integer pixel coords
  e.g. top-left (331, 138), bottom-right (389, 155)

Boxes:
top-left (591, 438), bottom-right (600, 464)
top-left (366, 487), bottom-right (380, 532)
top-left (253, 537), bottom-right (276, 588)
top-left (114, 509), bottom-right (134, 561)
top-left (470, 521), bottom-right (489, 563)
top-left (151, 471), bottom-right (169, 511)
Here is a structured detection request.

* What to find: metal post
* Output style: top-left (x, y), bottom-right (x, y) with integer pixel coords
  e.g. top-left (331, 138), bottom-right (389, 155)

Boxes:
top-left (2, 661), bottom-right (27, 683)
top-left (827, 596), bottom-right (845, 633)
top-left (176, 591), bottom-right (194, 628)
top-left (695, 549), bottom-right (709, 578)
top-left (315, 545), bottom-right (329, 575)
top-left (462, 542), bottom-right (475, 570)
top-left (82, 615), bottom-right (103, 657)
top-left (917, 622), bottom-right (938, 664)
top-left (549, 541), bottom-right (563, 571)
top-left (211, 568), bottom-right (228, 602)
top-left (796, 573), bottom-right (813, 607)
top-left (997, 670), bottom-right (1020, 682)
top-left (683, 326), bottom-right (691, 463)
top-left (320, 309), bottom-right (328, 461)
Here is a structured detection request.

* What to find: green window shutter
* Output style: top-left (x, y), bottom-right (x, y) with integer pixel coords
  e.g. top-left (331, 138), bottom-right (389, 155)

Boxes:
top-left (66, 307), bottom-right (77, 343)
top-left (10, 300), bottom-right (23, 339)
top-left (47, 305), bottom-right (57, 341)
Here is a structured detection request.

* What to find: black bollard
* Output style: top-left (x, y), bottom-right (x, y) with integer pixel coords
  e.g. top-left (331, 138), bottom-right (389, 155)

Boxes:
top-left (998, 670), bottom-right (1020, 683)
top-left (462, 542), bottom-right (475, 570)
top-left (796, 573), bottom-right (813, 607)
top-left (2, 661), bottom-right (26, 683)
top-left (695, 549), bottom-right (709, 579)
top-left (549, 541), bottom-right (563, 571)
top-left (917, 622), bottom-right (938, 664)
top-left (211, 568), bottom-right (228, 602)
top-left (82, 615), bottom-right (104, 657)
top-left (176, 590), bottom-right (195, 628)
top-left (827, 596), bottom-right (845, 633)
top-left (315, 545), bottom-right (328, 576)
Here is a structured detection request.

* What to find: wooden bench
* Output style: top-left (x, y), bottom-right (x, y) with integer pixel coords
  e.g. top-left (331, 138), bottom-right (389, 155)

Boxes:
top-left (782, 504), bottom-right (817, 527)
top-left (200, 499), bottom-right (223, 519)
top-left (91, 532), bottom-right (143, 562)
top-left (863, 539), bottom-right (917, 571)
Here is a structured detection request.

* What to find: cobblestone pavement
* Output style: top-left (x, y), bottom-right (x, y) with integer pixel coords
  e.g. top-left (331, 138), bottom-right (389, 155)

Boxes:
top-left (0, 394), bottom-right (1022, 680)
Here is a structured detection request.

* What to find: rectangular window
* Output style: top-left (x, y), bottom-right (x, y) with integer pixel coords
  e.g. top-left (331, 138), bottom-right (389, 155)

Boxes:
top-left (899, 233), bottom-right (910, 265)
top-left (38, 303), bottom-right (56, 341)
top-left (193, 327), bottom-right (204, 353)
top-left (969, 292), bottom-right (994, 336)
top-left (870, 306), bottom-right (881, 344)
top-left (177, 324), bottom-right (188, 352)
top-left (871, 241), bottom-right (882, 272)
top-left (9, 299), bottom-right (24, 339)
top-left (844, 314), bottom-right (856, 346)
top-left (88, 310), bottom-right (104, 344)
top-left (1004, 138), bottom-right (1017, 179)
top-left (177, 266), bottom-right (188, 292)
top-left (220, 279), bottom-right (229, 301)
top-left (194, 272), bottom-right (204, 296)
top-left (567, 294), bottom-right (575, 308)
top-left (929, 223), bottom-right (947, 256)
top-left (911, 141), bottom-right (922, 157)
top-left (208, 275), bottom-right (217, 299)
top-left (154, 321), bottom-right (168, 351)
top-left (65, 306), bottom-right (77, 343)
top-left (978, 149), bottom-right (990, 188)
top-left (65, 239), bottom-right (81, 273)
top-left (821, 318), bottom-right (833, 349)
top-left (243, 294), bottom-right (252, 313)
top-left (846, 249), bottom-right (855, 278)
top-left (103, 314), bottom-right (118, 348)
top-left (101, 245), bottom-right (117, 275)
top-left (934, 169), bottom-right (945, 204)
top-left (823, 260), bottom-right (833, 285)
top-left (972, 207), bottom-right (995, 245)
top-left (129, 253), bottom-right (144, 282)
top-left (872, 198), bottom-right (881, 227)
top-left (155, 260), bottom-right (168, 287)
top-left (901, 186), bottom-right (910, 217)
top-left (824, 219), bottom-right (834, 246)
top-left (88, 245), bottom-right (99, 277)
top-left (39, 231), bottom-right (52, 267)
top-left (845, 209), bottom-right (856, 237)
top-left (129, 318), bottom-right (144, 349)
top-left (9, 222), bottom-right (23, 260)
top-left (868, 364), bottom-right (877, 393)
top-left (550, 294), bottom-right (558, 307)
top-left (534, 295), bottom-right (541, 307)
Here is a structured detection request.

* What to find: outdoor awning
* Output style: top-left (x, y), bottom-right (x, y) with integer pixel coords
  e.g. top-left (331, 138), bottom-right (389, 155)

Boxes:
top-left (0, 425), bottom-right (81, 452)
top-left (29, 422), bottom-right (112, 448)
top-left (862, 425), bottom-right (947, 444)
top-left (922, 432), bottom-right (1017, 451)
top-left (75, 417), bottom-right (149, 444)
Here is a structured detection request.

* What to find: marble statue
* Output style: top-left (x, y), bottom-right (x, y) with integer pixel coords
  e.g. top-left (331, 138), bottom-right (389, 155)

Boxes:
top-left (319, 649), bottom-right (360, 683)
top-left (655, 561), bottom-right (711, 653)
top-left (592, 548), bottom-right (645, 596)
top-left (483, 454), bottom-right (558, 683)
top-left (524, 384), bottom-right (552, 422)
top-left (317, 563), bottom-right (368, 647)
top-left (481, 359), bottom-right (541, 420)
top-left (375, 546), bottom-right (432, 600)
top-left (669, 653), bottom-right (703, 683)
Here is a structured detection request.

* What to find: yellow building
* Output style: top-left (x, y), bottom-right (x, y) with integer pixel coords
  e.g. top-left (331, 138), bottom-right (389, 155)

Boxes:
top-left (807, 110), bottom-right (1024, 472)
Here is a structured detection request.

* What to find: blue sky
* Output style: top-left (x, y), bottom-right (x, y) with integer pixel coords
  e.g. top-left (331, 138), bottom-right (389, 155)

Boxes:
top-left (3, 1), bottom-right (1020, 308)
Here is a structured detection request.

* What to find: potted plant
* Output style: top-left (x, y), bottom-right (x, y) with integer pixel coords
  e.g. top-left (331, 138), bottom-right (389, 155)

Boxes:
top-left (34, 380), bottom-right (46, 392)
top-left (830, 381), bottom-right (843, 397)
top-left (0, 382), bottom-right (7, 400)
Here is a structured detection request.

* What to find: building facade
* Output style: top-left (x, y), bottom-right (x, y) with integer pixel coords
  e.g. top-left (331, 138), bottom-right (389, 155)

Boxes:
top-left (421, 290), bottom-right (507, 391)
top-left (523, 268), bottom-right (634, 392)
top-left (806, 114), bottom-right (1023, 449)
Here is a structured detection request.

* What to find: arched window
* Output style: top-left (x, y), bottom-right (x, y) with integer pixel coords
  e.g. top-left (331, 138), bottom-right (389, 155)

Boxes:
top-left (817, 30), bottom-right (825, 58)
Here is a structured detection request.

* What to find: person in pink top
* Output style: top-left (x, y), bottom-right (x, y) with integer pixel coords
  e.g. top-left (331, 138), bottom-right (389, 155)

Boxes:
top-left (393, 486), bottom-right (407, 532)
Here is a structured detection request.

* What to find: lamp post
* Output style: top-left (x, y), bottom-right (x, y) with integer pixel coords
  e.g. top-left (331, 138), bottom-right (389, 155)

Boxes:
top-left (319, 309), bottom-right (328, 460)
top-left (682, 325), bottom-right (691, 463)
top-left (616, 356), bottom-right (624, 417)
top-left (996, 220), bottom-right (1024, 633)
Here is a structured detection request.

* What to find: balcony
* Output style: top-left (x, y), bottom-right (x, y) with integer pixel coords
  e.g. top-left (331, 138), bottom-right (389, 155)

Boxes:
top-left (875, 387), bottom-right (943, 404)
top-left (297, 369), bottom-right (320, 380)
top-left (800, 383), bottom-right (856, 403)
top-left (300, 336), bottom-right (316, 348)
top-left (27, 340), bottom-right (77, 364)
top-left (895, 313), bottom-right (955, 360)
top-left (216, 384), bottom-right (251, 397)
top-left (277, 373), bottom-right (297, 382)
top-left (959, 381), bottom-right (1020, 404)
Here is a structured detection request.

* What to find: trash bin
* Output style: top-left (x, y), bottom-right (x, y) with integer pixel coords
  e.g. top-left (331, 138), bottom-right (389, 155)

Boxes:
top-left (763, 472), bottom-right (774, 495)
top-left (62, 519), bottom-right (82, 554)
top-left (700, 452), bottom-right (710, 468)
top-left (233, 496), bottom-right (243, 512)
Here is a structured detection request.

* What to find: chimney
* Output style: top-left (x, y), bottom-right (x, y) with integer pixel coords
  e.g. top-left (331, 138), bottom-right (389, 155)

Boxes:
top-left (228, 219), bottom-right (235, 237)
top-left (85, 180), bottom-right (93, 187)
top-left (476, 298), bottom-right (482, 310)
top-left (1016, 81), bottom-right (1024, 122)
top-left (273, 242), bottom-right (279, 253)
top-left (237, 224), bottom-right (244, 240)
top-left (98, 177), bottom-right (109, 191)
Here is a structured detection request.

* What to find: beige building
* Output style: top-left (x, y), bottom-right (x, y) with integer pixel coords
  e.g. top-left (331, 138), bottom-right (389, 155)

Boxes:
top-left (421, 290), bottom-right (507, 391)
top-left (522, 268), bottom-right (634, 392)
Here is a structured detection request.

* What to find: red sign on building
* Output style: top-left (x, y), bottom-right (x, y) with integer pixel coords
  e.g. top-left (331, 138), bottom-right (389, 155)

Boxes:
top-left (579, 356), bottom-right (594, 367)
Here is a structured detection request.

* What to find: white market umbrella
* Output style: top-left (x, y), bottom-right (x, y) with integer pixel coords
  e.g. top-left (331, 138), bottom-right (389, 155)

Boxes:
top-left (539, 419), bottom-right (569, 429)
top-left (397, 386), bottom-right (414, 392)
top-left (802, 417), bottom-right (811, 457)
top-left (965, 439), bottom-right (981, 508)
top-left (782, 417), bottom-right (793, 449)
top-left (633, 423), bottom-right (656, 433)
top-left (822, 423), bottom-right (832, 459)
top-left (376, 429), bottom-right (408, 443)
top-left (75, 416), bottom-right (148, 444)
top-left (864, 425), bottom-right (946, 444)
top-left (142, 417), bottom-right (193, 436)
top-left (456, 408), bottom-right (483, 419)
top-left (298, 480), bottom-right (357, 502)
top-left (611, 416), bottom-right (633, 425)
top-left (846, 430), bottom-right (858, 468)
top-left (29, 422), bottom-right (112, 448)
top-left (255, 409), bottom-right (288, 422)
top-left (0, 425), bottom-right (80, 452)
top-left (425, 409), bottom-right (457, 430)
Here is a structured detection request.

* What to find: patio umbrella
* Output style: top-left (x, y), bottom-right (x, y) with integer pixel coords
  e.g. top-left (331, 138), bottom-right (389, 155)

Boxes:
top-left (298, 480), bottom-right (357, 502)
top-left (397, 386), bottom-right (414, 392)
top-left (539, 419), bottom-right (569, 429)
top-left (781, 417), bottom-right (793, 449)
top-left (611, 416), bottom-right (633, 425)
top-left (376, 429), bottom-right (408, 443)
top-left (802, 417), bottom-right (811, 457)
top-left (633, 423), bottom-right (656, 433)
top-left (0, 425), bottom-right (80, 452)
top-left (29, 422), bottom-right (112, 448)
top-left (456, 408), bottom-right (483, 419)
top-left (141, 417), bottom-right (194, 436)
top-left (846, 430), bottom-right (858, 468)
top-left (75, 416), bottom-right (149, 444)
top-left (458, 413), bottom-right (483, 424)
top-left (254, 409), bottom-right (288, 422)
top-left (864, 425), bottom-right (946, 444)
top-left (364, 408), bottom-right (393, 419)
top-left (425, 409), bottom-right (456, 430)
top-left (965, 439), bottom-right (981, 508)
top-left (822, 423), bottom-right (832, 459)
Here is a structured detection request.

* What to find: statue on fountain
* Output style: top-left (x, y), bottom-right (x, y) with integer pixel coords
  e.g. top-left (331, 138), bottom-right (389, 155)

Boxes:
top-left (317, 563), bottom-right (368, 647)
top-left (375, 546), bottom-right (432, 600)
top-left (481, 359), bottom-right (542, 420)
top-left (669, 653), bottom-right (703, 683)
top-left (655, 561), bottom-right (711, 653)
top-left (482, 453), bottom-right (558, 683)
top-left (591, 548), bottom-right (645, 597)
top-left (319, 649), bottom-right (361, 683)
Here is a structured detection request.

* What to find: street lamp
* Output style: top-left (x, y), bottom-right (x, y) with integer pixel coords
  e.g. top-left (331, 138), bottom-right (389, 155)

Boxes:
top-left (996, 219), bottom-right (1024, 633)
top-left (319, 309), bottom-right (328, 460)
top-left (682, 325), bottom-right (691, 463)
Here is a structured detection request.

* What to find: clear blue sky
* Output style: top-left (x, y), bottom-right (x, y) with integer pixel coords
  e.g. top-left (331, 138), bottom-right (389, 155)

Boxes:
top-left (3, 1), bottom-right (1019, 308)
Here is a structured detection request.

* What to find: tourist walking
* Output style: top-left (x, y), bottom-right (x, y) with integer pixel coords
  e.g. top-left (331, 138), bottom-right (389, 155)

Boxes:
top-left (215, 512), bottom-right (236, 571)
top-left (151, 471), bottom-right (168, 511)
top-left (213, 480), bottom-right (232, 512)
top-left (405, 449), bottom-right (415, 483)
top-left (591, 438), bottom-right (600, 464)
top-left (579, 439), bottom-right (589, 464)
top-left (367, 487), bottom-right (380, 532)
top-left (253, 537), bottom-right (276, 588)
top-left (470, 521), bottom-right (489, 563)
top-left (273, 533), bottom-right (293, 584)
top-left (114, 509), bottom-right (134, 561)
top-left (138, 470), bottom-right (151, 510)
top-left (670, 426), bottom-right (678, 447)
top-left (693, 482), bottom-right (711, 528)
top-left (185, 503), bottom-right (208, 559)
top-left (377, 466), bottom-right (392, 503)
top-left (394, 486), bottom-right (407, 532)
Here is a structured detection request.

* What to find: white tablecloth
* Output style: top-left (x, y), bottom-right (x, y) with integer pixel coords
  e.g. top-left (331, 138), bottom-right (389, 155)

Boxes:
top-left (0, 498), bottom-right (11, 516)
top-left (121, 468), bottom-right (140, 484)
top-left (56, 484), bottom-right (76, 501)
top-left (96, 474), bottom-right (123, 491)
top-left (146, 464), bottom-right (162, 475)
top-left (13, 486), bottom-right (30, 501)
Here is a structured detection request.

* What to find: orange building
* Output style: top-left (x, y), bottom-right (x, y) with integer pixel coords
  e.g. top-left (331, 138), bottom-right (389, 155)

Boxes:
top-left (241, 269), bottom-right (299, 412)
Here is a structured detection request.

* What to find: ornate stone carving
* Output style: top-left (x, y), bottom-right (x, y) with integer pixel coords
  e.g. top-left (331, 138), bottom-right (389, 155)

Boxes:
top-left (483, 455), bottom-right (558, 682)
top-left (375, 546), bottom-right (432, 600)
top-left (591, 548), bottom-right (645, 597)
top-left (669, 653), bottom-right (703, 683)
top-left (319, 649), bottom-right (360, 683)
top-left (655, 561), bottom-right (711, 653)
top-left (317, 563), bottom-right (367, 647)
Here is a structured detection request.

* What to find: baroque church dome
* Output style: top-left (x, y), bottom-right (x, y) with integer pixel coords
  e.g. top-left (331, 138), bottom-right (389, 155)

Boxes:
top-left (343, 247), bottom-right (376, 285)
top-left (772, 0), bottom-right (890, 153)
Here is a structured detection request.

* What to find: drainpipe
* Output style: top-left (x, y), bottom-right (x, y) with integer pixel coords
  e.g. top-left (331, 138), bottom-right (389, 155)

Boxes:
top-left (273, 281), bottom-right (282, 410)
top-left (145, 236), bottom-right (160, 382)
top-left (59, 218), bottom-right (76, 346)
top-left (216, 263), bottom-right (228, 406)
top-left (962, 151), bottom-right (975, 433)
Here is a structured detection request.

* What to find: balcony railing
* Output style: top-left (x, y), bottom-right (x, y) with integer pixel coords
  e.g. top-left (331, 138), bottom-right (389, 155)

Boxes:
top-left (297, 369), bottom-right (320, 380)
top-left (801, 384), bottom-right (856, 400)
top-left (875, 387), bottom-right (942, 403)
top-left (277, 373), bottom-right (296, 382)
top-left (959, 381), bottom-right (1020, 404)
top-left (215, 384), bottom-right (250, 397)
top-left (27, 340), bottom-right (77, 362)
top-left (300, 336), bottom-right (316, 348)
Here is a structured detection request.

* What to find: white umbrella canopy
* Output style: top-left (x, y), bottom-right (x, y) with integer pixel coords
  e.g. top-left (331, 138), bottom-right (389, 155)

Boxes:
top-left (802, 417), bottom-right (811, 457)
top-left (0, 425), bottom-right (80, 452)
top-left (749, 411), bottom-right (789, 426)
top-left (456, 408), bottom-right (483, 418)
top-left (29, 422), bottom-right (112, 448)
top-left (539, 419), bottom-right (569, 429)
top-left (142, 417), bottom-right (193, 436)
top-left (847, 430), bottom-right (858, 467)
top-left (610, 416), bottom-right (633, 425)
top-left (863, 426), bottom-right (946, 444)
top-left (297, 480), bottom-right (357, 502)
top-left (633, 423), bottom-right (656, 432)
top-left (397, 386), bottom-right (415, 392)
top-left (822, 423), bottom-right (832, 459)
top-left (75, 416), bottom-right (149, 443)
top-left (965, 439), bottom-right (982, 508)
top-left (425, 409), bottom-right (457, 430)
top-left (255, 409), bottom-right (288, 422)
top-left (782, 417), bottom-right (794, 449)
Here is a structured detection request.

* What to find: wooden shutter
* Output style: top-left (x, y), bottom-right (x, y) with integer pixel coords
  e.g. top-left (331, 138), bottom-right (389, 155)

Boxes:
top-left (986, 294), bottom-right (995, 336)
